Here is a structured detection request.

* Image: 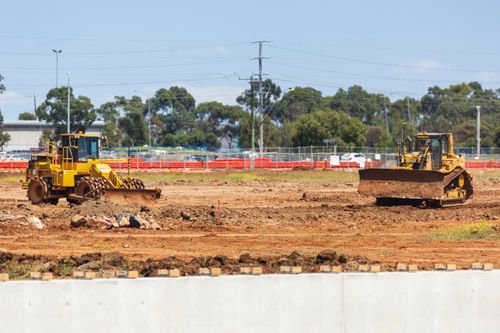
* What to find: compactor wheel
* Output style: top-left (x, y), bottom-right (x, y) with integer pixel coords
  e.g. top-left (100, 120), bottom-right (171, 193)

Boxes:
top-left (131, 178), bottom-right (145, 190)
top-left (122, 178), bottom-right (145, 190)
top-left (76, 177), bottom-right (98, 199)
top-left (27, 177), bottom-right (49, 205)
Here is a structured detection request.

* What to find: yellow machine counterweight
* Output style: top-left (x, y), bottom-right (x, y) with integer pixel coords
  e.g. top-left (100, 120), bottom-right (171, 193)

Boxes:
top-left (22, 133), bottom-right (160, 205)
top-left (358, 128), bottom-right (473, 207)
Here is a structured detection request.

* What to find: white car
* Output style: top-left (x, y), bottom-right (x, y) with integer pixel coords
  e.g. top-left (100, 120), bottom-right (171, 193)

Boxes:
top-left (340, 153), bottom-right (372, 163)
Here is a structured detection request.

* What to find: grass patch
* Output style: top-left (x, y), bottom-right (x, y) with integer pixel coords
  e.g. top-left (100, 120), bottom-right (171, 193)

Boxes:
top-left (0, 172), bottom-right (24, 184)
top-left (1, 262), bottom-right (35, 279)
top-left (427, 222), bottom-right (500, 241)
top-left (472, 171), bottom-right (500, 179)
top-left (133, 169), bottom-right (358, 183)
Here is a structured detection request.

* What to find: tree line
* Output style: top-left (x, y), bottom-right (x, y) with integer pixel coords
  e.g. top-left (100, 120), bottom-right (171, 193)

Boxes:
top-left (5, 74), bottom-right (500, 149)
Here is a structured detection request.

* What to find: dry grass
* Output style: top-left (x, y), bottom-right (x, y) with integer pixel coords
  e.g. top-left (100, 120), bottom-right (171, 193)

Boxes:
top-left (427, 222), bottom-right (500, 241)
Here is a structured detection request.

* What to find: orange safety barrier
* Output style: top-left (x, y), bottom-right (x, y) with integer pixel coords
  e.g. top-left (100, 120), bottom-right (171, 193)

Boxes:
top-left (0, 159), bottom-right (498, 170)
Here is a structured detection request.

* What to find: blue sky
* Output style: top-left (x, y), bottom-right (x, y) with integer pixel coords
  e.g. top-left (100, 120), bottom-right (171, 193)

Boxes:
top-left (0, 0), bottom-right (499, 120)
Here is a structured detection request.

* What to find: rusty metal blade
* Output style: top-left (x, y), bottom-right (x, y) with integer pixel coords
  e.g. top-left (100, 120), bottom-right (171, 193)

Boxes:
top-left (358, 168), bottom-right (445, 200)
top-left (101, 188), bottom-right (161, 204)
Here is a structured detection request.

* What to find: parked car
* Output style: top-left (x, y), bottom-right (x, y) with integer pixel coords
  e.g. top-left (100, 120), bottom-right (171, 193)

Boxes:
top-left (340, 153), bottom-right (372, 163)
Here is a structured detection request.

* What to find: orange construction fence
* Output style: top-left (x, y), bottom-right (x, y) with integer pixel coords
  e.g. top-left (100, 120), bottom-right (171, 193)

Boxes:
top-left (0, 158), bottom-right (499, 170)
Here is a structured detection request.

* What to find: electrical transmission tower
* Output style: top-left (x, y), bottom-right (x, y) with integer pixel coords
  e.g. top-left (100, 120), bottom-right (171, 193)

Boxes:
top-left (252, 40), bottom-right (269, 154)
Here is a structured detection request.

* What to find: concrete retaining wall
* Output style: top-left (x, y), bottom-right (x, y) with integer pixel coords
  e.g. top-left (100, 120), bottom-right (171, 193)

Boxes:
top-left (0, 271), bottom-right (498, 333)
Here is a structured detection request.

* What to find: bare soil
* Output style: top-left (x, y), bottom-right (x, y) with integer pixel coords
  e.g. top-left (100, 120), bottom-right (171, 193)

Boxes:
top-left (0, 170), bottom-right (499, 277)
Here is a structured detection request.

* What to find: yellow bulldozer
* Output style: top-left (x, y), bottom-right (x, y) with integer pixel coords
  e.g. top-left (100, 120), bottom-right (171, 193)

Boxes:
top-left (22, 132), bottom-right (161, 205)
top-left (358, 127), bottom-right (473, 207)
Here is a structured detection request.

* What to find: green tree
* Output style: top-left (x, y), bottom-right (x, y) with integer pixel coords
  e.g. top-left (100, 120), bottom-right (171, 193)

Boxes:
top-left (97, 100), bottom-right (123, 146)
top-left (112, 96), bottom-right (148, 146)
top-left (152, 87), bottom-right (196, 135)
top-left (195, 102), bottom-right (245, 148)
top-left (237, 79), bottom-right (282, 119)
top-left (366, 125), bottom-right (392, 148)
top-left (331, 86), bottom-right (386, 124)
top-left (453, 120), bottom-right (494, 147)
top-left (36, 87), bottom-right (96, 135)
top-left (272, 87), bottom-right (323, 122)
top-left (0, 76), bottom-right (10, 150)
top-left (0, 110), bottom-right (10, 151)
top-left (291, 109), bottom-right (366, 147)
top-left (495, 126), bottom-right (500, 147)
top-left (38, 128), bottom-right (55, 147)
top-left (18, 112), bottom-right (37, 120)
top-left (239, 114), bottom-right (280, 148)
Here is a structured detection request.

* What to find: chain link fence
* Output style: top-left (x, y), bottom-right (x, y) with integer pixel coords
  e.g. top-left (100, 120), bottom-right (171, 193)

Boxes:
top-left (2, 145), bottom-right (500, 170)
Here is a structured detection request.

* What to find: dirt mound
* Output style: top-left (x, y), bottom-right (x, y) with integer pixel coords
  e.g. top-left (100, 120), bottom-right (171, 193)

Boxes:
top-left (0, 249), bottom-right (373, 279)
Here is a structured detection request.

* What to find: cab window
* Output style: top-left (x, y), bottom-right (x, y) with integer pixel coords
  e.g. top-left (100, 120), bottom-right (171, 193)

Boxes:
top-left (77, 137), bottom-right (99, 161)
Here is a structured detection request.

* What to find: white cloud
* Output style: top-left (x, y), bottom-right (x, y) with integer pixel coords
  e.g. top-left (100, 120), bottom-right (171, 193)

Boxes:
top-left (0, 90), bottom-right (25, 103)
top-left (410, 59), bottom-right (443, 72)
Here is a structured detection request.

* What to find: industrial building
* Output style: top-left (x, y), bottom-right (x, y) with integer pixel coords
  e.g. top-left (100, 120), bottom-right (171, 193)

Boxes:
top-left (2, 120), bottom-right (104, 151)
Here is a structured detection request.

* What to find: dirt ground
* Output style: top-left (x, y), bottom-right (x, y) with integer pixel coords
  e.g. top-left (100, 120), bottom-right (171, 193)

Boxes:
top-left (0, 170), bottom-right (499, 277)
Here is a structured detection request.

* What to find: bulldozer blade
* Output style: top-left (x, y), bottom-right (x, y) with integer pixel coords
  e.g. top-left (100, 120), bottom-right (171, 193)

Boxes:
top-left (101, 188), bottom-right (161, 204)
top-left (358, 168), bottom-right (446, 200)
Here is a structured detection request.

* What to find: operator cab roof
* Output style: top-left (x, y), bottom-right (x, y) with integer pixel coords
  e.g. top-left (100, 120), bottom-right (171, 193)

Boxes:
top-left (416, 132), bottom-right (451, 137)
top-left (59, 133), bottom-right (101, 138)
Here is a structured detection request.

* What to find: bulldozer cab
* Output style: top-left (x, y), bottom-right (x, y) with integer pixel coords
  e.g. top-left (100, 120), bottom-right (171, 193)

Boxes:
top-left (60, 134), bottom-right (100, 163)
top-left (414, 134), bottom-right (451, 170)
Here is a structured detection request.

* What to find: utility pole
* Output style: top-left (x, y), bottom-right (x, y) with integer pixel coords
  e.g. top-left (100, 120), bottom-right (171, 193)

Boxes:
top-left (237, 75), bottom-right (257, 152)
top-left (52, 49), bottom-right (62, 88)
top-left (237, 75), bottom-right (258, 169)
top-left (252, 40), bottom-right (269, 154)
top-left (476, 105), bottom-right (481, 159)
top-left (67, 72), bottom-right (71, 134)
top-left (33, 93), bottom-right (37, 113)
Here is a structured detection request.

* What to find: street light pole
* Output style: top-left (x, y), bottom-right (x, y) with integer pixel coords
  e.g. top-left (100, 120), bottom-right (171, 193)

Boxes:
top-left (67, 72), bottom-right (71, 134)
top-left (52, 49), bottom-right (62, 88)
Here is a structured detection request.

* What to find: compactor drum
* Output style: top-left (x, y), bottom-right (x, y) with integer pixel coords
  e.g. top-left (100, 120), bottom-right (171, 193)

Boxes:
top-left (358, 131), bottom-right (473, 207)
top-left (23, 133), bottom-right (161, 205)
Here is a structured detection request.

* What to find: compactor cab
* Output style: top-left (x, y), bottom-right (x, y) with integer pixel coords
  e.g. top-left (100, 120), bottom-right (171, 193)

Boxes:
top-left (23, 132), bottom-right (160, 205)
top-left (358, 129), bottom-right (473, 207)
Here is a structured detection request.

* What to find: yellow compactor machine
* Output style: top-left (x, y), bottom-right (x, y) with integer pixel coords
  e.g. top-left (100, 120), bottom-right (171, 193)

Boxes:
top-left (358, 129), bottom-right (473, 207)
top-left (22, 133), bottom-right (161, 205)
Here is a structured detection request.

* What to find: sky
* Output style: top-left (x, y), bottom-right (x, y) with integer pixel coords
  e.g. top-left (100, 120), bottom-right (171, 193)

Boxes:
top-left (0, 0), bottom-right (499, 121)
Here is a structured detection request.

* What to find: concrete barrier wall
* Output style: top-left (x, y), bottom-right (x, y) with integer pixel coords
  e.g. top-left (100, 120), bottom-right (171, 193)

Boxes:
top-left (0, 271), bottom-right (499, 333)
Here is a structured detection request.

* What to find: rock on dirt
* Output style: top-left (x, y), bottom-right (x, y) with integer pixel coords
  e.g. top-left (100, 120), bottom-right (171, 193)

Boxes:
top-left (0, 212), bottom-right (23, 222)
top-left (115, 214), bottom-right (130, 227)
top-left (26, 216), bottom-right (45, 230)
top-left (129, 214), bottom-right (149, 229)
top-left (70, 214), bottom-right (88, 228)
top-left (68, 213), bottom-right (159, 230)
top-left (181, 211), bottom-right (191, 221)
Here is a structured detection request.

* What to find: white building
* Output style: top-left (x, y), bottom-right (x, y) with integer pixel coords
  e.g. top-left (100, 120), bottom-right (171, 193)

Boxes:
top-left (3, 120), bottom-right (104, 151)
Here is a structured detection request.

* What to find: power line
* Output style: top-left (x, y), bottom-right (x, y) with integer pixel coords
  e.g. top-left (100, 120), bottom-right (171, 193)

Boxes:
top-left (275, 40), bottom-right (500, 57)
top-left (269, 44), bottom-right (500, 73)
top-left (0, 42), bottom-right (247, 57)
top-left (268, 60), bottom-right (492, 84)
top-left (7, 74), bottom-right (232, 90)
top-left (0, 58), bottom-right (246, 72)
